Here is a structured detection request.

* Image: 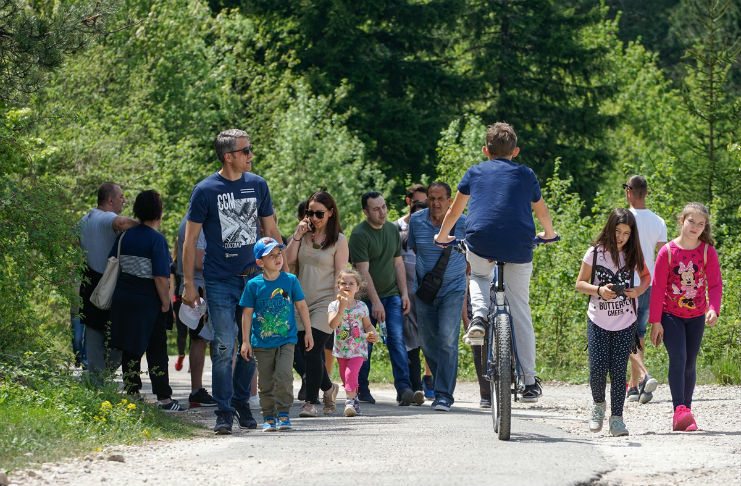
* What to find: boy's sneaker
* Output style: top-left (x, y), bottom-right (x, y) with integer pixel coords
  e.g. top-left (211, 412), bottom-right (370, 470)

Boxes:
top-left (673, 405), bottom-right (695, 431)
top-left (433, 397), bottom-right (452, 412)
top-left (158, 399), bottom-right (183, 412)
top-left (412, 390), bottom-right (426, 406)
top-left (520, 377), bottom-right (542, 403)
top-left (422, 375), bottom-right (435, 400)
top-left (609, 415), bottom-right (629, 436)
top-left (276, 412), bottom-right (292, 430)
top-left (589, 402), bottom-right (606, 432)
top-left (233, 401), bottom-right (257, 429)
top-left (174, 354), bottom-right (185, 371)
top-left (626, 386), bottom-right (639, 402)
top-left (638, 374), bottom-right (658, 404)
top-left (262, 416), bottom-right (277, 432)
top-left (465, 316), bottom-right (487, 340)
top-left (344, 399), bottom-right (357, 417)
top-left (214, 411), bottom-right (233, 435)
top-left (189, 388), bottom-right (217, 408)
top-left (480, 398), bottom-right (492, 408)
top-left (323, 383), bottom-right (339, 415)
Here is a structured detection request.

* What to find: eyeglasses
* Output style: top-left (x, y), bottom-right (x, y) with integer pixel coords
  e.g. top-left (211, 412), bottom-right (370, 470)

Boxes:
top-left (227, 144), bottom-right (252, 156)
top-left (622, 183), bottom-right (632, 191)
top-left (305, 210), bottom-right (326, 219)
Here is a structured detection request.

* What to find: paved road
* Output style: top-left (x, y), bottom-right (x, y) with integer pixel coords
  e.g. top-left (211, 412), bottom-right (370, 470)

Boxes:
top-left (124, 357), bottom-right (608, 486)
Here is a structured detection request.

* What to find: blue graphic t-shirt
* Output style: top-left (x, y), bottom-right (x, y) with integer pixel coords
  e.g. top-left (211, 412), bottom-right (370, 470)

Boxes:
top-left (458, 158), bottom-right (542, 263)
top-left (239, 272), bottom-right (305, 349)
top-left (187, 172), bottom-right (273, 280)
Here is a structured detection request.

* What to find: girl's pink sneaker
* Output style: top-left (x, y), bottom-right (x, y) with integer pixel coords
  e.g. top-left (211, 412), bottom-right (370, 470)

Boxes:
top-left (684, 410), bottom-right (698, 431)
top-left (673, 405), bottom-right (695, 431)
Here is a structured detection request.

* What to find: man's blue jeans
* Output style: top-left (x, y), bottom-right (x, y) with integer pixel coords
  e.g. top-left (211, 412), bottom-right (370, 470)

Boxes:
top-left (358, 295), bottom-right (412, 396)
top-left (416, 290), bottom-right (466, 403)
top-left (205, 276), bottom-right (257, 412)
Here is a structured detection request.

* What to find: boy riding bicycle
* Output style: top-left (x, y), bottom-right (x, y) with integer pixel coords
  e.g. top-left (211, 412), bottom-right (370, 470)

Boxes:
top-left (435, 122), bottom-right (556, 402)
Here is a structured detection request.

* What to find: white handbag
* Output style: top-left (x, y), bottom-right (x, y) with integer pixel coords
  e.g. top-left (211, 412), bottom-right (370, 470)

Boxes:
top-left (90, 231), bottom-right (126, 310)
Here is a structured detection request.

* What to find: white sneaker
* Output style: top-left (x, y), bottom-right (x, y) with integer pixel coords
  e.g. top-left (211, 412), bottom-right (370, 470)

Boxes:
top-left (589, 402), bottom-right (606, 432)
top-left (343, 400), bottom-right (357, 417)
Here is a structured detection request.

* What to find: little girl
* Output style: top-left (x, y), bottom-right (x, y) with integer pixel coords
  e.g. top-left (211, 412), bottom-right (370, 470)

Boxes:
top-left (328, 269), bottom-right (378, 417)
top-left (649, 202), bottom-right (722, 432)
top-left (576, 208), bottom-right (650, 437)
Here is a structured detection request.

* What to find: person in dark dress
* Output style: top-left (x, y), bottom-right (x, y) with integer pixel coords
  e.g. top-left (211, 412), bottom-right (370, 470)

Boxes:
top-left (109, 190), bottom-right (182, 411)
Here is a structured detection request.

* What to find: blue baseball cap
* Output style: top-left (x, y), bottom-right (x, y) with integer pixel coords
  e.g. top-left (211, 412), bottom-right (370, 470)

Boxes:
top-left (253, 237), bottom-right (286, 260)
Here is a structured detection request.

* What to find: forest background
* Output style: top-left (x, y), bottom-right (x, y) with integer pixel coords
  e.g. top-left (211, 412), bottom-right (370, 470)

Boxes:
top-left (0, 0), bottom-right (739, 470)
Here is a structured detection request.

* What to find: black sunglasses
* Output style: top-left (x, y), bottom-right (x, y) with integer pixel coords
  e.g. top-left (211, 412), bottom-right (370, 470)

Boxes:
top-left (622, 183), bottom-right (632, 190)
top-left (227, 144), bottom-right (253, 156)
top-left (305, 210), bottom-right (326, 219)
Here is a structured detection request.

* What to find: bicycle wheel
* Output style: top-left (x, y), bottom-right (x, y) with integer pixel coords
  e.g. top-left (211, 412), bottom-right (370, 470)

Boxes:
top-left (493, 313), bottom-right (512, 440)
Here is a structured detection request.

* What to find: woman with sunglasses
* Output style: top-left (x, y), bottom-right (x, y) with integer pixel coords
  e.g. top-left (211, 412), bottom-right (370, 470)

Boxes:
top-left (285, 191), bottom-right (349, 417)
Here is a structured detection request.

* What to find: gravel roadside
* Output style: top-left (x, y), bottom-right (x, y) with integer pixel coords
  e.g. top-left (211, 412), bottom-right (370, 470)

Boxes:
top-left (7, 370), bottom-right (740, 486)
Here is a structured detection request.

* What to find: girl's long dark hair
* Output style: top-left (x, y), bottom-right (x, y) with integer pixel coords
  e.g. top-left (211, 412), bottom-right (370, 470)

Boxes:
top-left (592, 207), bottom-right (645, 273)
top-left (308, 191), bottom-right (342, 249)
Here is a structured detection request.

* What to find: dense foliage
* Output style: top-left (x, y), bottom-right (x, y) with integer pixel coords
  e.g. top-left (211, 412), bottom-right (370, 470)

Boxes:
top-left (1, 0), bottom-right (739, 385)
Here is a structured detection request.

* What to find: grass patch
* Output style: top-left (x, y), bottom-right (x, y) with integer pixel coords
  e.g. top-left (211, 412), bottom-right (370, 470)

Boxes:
top-left (0, 353), bottom-right (199, 473)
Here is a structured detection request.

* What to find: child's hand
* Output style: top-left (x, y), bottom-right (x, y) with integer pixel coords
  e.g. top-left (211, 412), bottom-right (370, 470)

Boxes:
top-left (366, 330), bottom-right (379, 343)
top-left (337, 290), bottom-right (352, 308)
top-left (305, 331), bottom-right (314, 352)
top-left (705, 309), bottom-right (718, 326)
top-left (600, 284), bottom-right (617, 300)
top-left (434, 233), bottom-right (455, 247)
top-left (240, 342), bottom-right (252, 361)
top-left (649, 322), bottom-right (664, 347)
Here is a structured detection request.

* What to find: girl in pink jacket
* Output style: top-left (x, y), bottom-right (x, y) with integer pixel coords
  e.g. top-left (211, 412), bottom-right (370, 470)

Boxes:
top-left (649, 202), bottom-right (723, 432)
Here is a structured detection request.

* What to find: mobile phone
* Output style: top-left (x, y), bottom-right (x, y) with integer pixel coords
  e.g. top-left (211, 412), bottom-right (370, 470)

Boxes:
top-left (307, 221), bottom-right (314, 232)
top-left (612, 284), bottom-right (625, 297)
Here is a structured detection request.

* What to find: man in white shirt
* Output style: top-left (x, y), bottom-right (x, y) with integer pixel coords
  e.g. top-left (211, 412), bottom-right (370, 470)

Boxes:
top-left (625, 175), bottom-right (667, 404)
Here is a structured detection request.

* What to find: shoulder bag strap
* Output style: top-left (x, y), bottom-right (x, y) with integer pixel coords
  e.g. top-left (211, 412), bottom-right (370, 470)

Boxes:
top-left (116, 230), bottom-right (126, 258)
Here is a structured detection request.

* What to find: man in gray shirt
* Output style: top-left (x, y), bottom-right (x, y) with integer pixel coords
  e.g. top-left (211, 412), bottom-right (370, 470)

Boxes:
top-left (78, 183), bottom-right (137, 386)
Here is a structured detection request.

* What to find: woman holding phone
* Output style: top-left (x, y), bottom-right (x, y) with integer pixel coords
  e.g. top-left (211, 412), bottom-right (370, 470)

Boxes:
top-left (285, 191), bottom-right (349, 417)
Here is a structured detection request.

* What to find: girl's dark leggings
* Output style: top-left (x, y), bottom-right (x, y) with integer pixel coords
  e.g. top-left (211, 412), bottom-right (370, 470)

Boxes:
top-left (661, 313), bottom-right (705, 410)
top-left (298, 327), bottom-right (333, 403)
top-left (587, 319), bottom-right (635, 417)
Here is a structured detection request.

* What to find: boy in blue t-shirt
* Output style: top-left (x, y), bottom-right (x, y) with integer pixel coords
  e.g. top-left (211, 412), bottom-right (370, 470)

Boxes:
top-left (434, 122), bottom-right (556, 402)
top-left (240, 237), bottom-right (314, 431)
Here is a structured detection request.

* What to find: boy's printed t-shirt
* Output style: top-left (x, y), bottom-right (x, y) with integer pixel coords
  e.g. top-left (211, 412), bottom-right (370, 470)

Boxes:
top-left (330, 300), bottom-right (370, 359)
top-left (458, 158), bottom-right (541, 263)
top-left (239, 272), bottom-right (304, 349)
top-left (187, 172), bottom-right (273, 280)
top-left (583, 246), bottom-right (637, 332)
top-left (649, 241), bottom-right (722, 322)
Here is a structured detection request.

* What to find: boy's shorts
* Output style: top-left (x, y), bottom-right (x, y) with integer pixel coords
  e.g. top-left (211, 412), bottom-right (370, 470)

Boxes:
top-left (635, 286), bottom-right (651, 339)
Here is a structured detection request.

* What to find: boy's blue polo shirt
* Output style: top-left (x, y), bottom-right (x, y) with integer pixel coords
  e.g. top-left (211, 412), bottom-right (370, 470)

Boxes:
top-left (458, 158), bottom-right (542, 263)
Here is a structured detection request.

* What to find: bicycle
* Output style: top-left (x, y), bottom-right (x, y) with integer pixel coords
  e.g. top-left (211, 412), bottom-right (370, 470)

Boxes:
top-left (445, 235), bottom-right (559, 440)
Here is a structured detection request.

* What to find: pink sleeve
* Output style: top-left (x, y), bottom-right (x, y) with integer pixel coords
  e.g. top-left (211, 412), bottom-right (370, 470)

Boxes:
top-left (649, 245), bottom-right (669, 323)
top-left (705, 245), bottom-right (723, 315)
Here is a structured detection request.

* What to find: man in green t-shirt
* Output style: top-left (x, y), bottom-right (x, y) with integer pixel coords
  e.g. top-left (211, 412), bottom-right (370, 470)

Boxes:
top-left (350, 191), bottom-right (420, 406)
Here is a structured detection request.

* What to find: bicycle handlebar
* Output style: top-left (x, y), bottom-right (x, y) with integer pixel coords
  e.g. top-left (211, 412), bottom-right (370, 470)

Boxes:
top-left (435, 234), bottom-right (560, 253)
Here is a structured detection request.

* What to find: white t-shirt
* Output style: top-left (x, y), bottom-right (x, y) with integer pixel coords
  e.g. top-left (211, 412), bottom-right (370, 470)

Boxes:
top-left (630, 208), bottom-right (667, 286)
top-left (583, 246), bottom-right (637, 331)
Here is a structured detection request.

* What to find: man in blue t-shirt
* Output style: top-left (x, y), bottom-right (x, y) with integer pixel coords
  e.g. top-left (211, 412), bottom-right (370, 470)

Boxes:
top-left (182, 129), bottom-right (283, 435)
top-left (435, 122), bottom-right (556, 403)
